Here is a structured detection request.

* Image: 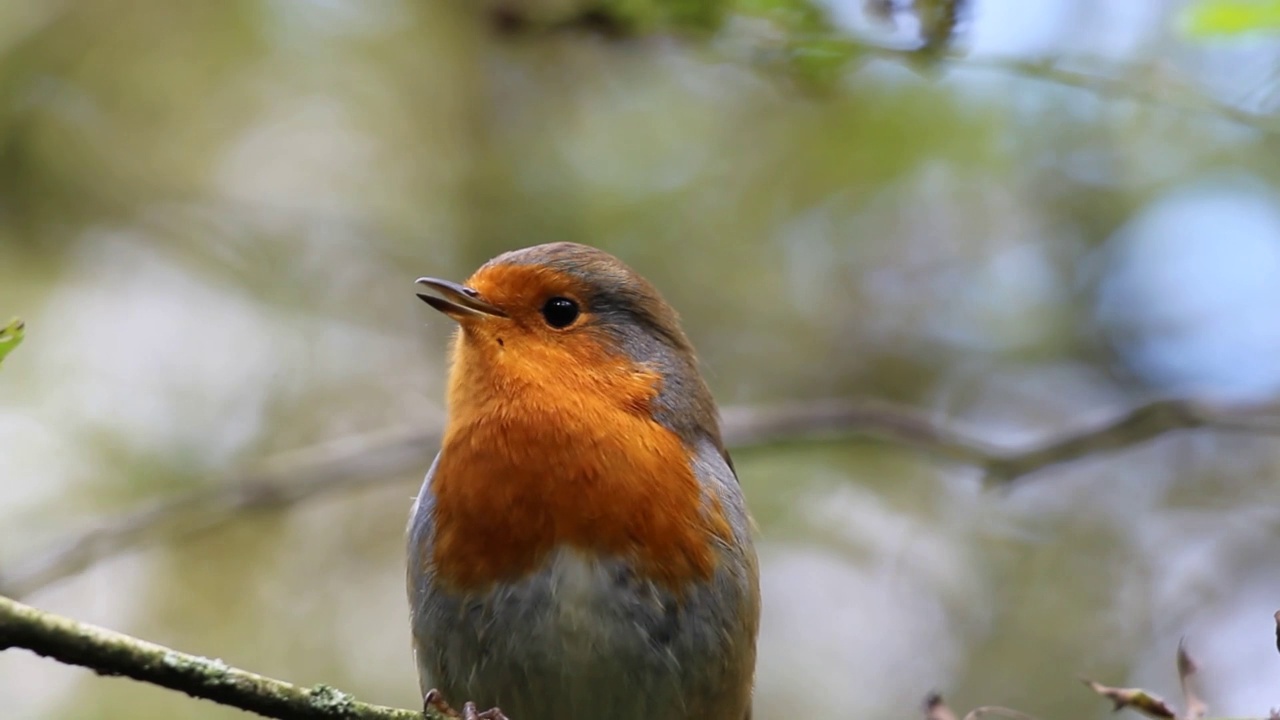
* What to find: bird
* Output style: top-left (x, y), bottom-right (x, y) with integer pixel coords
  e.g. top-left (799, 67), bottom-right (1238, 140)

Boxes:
top-left (406, 242), bottom-right (760, 720)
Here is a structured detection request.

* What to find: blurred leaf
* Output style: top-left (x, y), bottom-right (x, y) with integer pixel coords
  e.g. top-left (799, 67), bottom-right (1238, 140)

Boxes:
top-left (1180, 0), bottom-right (1280, 37)
top-left (0, 317), bottom-right (23, 366)
top-left (1080, 678), bottom-right (1177, 719)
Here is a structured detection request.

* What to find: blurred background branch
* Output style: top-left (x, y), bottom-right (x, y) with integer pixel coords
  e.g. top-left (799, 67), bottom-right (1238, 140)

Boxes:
top-left (4, 396), bottom-right (1279, 601)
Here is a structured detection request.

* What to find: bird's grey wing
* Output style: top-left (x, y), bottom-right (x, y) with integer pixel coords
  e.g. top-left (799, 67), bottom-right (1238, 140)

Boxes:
top-left (406, 452), bottom-right (442, 697)
top-left (690, 437), bottom-right (760, 720)
top-left (406, 451), bottom-right (441, 572)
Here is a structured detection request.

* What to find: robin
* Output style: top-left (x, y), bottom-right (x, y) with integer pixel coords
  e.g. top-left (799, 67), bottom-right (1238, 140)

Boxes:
top-left (406, 242), bottom-right (760, 720)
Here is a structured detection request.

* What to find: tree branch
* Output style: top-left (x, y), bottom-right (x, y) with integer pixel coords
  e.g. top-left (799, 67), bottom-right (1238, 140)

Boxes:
top-left (3, 397), bottom-right (1279, 599)
top-left (719, 397), bottom-right (1280, 479)
top-left (0, 595), bottom-right (431, 720)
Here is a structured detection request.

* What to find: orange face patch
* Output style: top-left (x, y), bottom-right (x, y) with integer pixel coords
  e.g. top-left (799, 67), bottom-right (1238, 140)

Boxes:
top-left (425, 265), bottom-right (730, 593)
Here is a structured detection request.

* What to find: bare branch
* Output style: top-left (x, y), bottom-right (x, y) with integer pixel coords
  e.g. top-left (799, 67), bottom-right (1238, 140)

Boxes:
top-left (979, 398), bottom-right (1280, 478)
top-left (720, 397), bottom-right (1280, 481)
top-left (0, 595), bottom-right (430, 720)
top-left (3, 397), bottom-right (1279, 599)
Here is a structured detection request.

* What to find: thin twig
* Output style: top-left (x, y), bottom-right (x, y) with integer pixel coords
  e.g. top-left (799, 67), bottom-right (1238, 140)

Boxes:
top-left (853, 44), bottom-right (1280, 135)
top-left (3, 397), bottom-right (1279, 599)
top-left (958, 55), bottom-right (1280, 134)
top-left (0, 595), bottom-right (431, 720)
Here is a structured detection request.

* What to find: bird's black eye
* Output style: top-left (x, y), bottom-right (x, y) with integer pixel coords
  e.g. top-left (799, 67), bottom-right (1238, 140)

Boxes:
top-left (541, 297), bottom-right (579, 328)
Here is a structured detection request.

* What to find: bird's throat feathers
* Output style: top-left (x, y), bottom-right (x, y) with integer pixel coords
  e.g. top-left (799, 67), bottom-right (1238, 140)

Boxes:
top-left (429, 327), bottom-right (733, 594)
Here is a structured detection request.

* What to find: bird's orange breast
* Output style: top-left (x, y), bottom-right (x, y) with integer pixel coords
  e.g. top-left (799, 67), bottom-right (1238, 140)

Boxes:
top-left (426, 329), bottom-right (733, 594)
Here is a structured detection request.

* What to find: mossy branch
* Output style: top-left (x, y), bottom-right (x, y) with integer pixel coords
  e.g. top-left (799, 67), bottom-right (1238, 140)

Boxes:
top-left (0, 595), bottom-right (432, 720)
top-left (3, 592), bottom-right (1274, 720)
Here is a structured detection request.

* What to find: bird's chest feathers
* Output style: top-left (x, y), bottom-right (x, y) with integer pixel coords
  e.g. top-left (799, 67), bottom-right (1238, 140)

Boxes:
top-left (427, 342), bottom-right (731, 594)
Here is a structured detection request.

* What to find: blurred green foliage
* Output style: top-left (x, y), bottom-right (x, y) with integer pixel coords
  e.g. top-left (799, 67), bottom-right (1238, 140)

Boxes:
top-left (606, 0), bottom-right (733, 31)
top-left (0, 317), bottom-right (22, 365)
top-left (1181, 0), bottom-right (1280, 36)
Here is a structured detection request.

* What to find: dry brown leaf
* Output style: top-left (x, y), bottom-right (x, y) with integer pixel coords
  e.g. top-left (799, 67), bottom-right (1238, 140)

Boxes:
top-left (1177, 639), bottom-right (1207, 720)
top-left (1273, 610), bottom-right (1280, 656)
top-left (924, 692), bottom-right (959, 720)
top-left (1081, 678), bottom-right (1177, 719)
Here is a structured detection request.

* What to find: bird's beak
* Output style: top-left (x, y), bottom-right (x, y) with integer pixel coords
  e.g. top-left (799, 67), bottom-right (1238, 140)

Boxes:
top-left (416, 277), bottom-right (507, 320)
